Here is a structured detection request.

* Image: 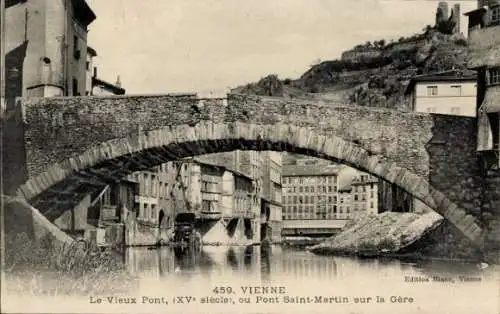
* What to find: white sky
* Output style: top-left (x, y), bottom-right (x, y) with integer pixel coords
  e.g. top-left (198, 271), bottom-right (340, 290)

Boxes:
top-left (86, 0), bottom-right (476, 97)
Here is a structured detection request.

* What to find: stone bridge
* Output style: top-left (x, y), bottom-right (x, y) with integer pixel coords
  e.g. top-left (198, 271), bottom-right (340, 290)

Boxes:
top-left (2, 94), bottom-right (492, 246)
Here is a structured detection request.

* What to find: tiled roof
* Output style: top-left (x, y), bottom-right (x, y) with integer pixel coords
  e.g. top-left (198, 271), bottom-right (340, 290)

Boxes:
top-left (404, 70), bottom-right (477, 95)
top-left (338, 183), bottom-right (352, 192)
top-left (192, 157), bottom-right (252, 181)
top-left (92, 77), bottom-right (126, 95)
top-left (351, 176), bottom-right (379, 185)
top-left (282, 164), bottom-right (343, 177)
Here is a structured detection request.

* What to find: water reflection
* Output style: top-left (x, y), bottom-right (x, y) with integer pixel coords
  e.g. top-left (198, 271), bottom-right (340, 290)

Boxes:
top-left (124, 244), bottom-right (499, 284)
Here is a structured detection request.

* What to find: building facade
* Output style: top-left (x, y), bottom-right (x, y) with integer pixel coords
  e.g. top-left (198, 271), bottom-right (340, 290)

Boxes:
top-left (466, 0), bottom-right (500, 165)
top-left (405, 71), bottom-right (478, 117)
top-left (282, 163), bottom-right (343, 220)
top-left (127, 161), bottom-right (182, 231)
top-left (4, 0), bottom-right (96, 107)
top-left (260, 151), bottom-right (283, 242)
top-left (350, 174), bottom-right (379, 216)
top-left (85, 46), bottom-right (125, 95)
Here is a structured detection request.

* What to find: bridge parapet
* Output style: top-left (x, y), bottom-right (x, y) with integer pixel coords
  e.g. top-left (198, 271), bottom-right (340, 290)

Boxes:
top-left (18, 93), bottom-right (436, 179)
top-left (2, 93), bottom-right (492, 247)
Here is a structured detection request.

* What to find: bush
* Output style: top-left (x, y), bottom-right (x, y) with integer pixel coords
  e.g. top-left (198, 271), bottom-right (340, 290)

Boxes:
top-left (5, 232), bottom-right (136, 296)
top-left (453, 38), bottom-right (468, 46)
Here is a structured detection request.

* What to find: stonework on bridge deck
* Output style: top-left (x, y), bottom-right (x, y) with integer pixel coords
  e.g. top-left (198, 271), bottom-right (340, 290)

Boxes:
top-left (4, 94), bottom-right (488, 246)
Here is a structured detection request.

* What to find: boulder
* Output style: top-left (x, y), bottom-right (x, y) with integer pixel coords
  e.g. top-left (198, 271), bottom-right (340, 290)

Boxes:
top-left (308, 212), bottom-right (443, 256)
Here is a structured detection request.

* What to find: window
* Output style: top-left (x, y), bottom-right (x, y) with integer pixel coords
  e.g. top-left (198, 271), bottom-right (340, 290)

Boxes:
top-left (488, 68), bottom-right (500, 85)
top-left (426, 107), bottom-right (436, 113)
top-left (427, 86), bottom-right (438, 96)
top-left (73, 36), bottom-right (81, 59)
top-left (450, 85), bottom-right (462, 96)
top-left (151, 204), bottom-right (156, 220)
top-left (72, 78), bottom-right (79, 96)
top-left (490, 5), bottom-right (500, 26)
top-left (451, 107), bottom-right (461, 115)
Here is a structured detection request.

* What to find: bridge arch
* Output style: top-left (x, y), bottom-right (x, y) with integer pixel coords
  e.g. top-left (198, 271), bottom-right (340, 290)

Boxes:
top-left (16, 121), bottom-right (484, 245)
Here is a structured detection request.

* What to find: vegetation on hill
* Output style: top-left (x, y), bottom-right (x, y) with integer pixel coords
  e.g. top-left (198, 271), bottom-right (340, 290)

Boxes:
top-left (232, 27), bottom-right (470, 110)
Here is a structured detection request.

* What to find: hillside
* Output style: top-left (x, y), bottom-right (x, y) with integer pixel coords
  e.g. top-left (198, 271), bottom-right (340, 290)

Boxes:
top-left (232, 28), bottom-right (471, 110)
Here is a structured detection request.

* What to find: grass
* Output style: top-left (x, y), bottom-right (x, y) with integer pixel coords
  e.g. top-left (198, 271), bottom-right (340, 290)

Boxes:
top-left (4, 232), bottom-right (137, 296)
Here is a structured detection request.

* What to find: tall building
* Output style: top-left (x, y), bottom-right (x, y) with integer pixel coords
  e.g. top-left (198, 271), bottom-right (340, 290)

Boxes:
top-left (466, 1), bottom-right (500, 165)
top-left (128, 162), bottom-right (182, 228)
top-left (282, 163), bottom-right (345, 220)
top-left (350, 174), bottom-right (379, 216)
top-left (260, 151), bottom-right (283, 242)
top-left (4, 0), bottom-right (96, 108)
top-left (405, 70), bottom-right (478, 117)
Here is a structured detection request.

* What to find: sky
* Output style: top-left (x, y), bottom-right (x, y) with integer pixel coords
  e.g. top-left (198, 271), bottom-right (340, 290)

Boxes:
top-left (86, 0), bottom-right (476, 97)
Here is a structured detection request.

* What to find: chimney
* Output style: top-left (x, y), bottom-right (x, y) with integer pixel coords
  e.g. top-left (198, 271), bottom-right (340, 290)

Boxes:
top-left (115, 75), bottom-right (121, 87)
top-left (93, 66), bottom-right (97, 78)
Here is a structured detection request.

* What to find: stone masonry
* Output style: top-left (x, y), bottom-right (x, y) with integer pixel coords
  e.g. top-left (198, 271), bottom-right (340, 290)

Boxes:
top-left (3, 94), bottom-right (494, 247)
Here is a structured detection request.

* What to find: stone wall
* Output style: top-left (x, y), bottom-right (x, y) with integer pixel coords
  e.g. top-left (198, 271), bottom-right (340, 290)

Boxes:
top-left (19, 94), bottom-right (436, 179)
top-left (427, 114), bottom-right (483, 220)
top-left (3, 195), bottom-right (74, 259)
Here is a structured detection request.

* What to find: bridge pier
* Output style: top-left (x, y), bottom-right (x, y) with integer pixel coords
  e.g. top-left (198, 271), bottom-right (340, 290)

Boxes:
top-left (2, 104), bottom-right (28, 195)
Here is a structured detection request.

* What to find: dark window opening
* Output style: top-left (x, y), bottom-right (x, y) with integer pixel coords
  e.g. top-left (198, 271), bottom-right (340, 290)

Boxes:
top-left (488, 67), bottom-right (500, 85)
top-left (86, 61), bottom-right (90, 70)
top-left (488, 113), bottom-right (500, 150)
top-left (73, 36), bottom-right (80, 59)
top-left (490, 5), bottom-right (500, 26)
top-left (72, 78), bottom-right (78, 96)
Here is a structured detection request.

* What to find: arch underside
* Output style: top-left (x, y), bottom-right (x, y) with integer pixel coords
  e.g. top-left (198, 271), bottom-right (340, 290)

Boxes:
top-left (17, 122), bottom-right (485, 245)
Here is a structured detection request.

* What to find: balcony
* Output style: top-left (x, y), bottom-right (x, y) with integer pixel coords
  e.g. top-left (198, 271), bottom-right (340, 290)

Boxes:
top-left (100, 205), bottom-right (119, 222)
top-left (198, 211), bottom-right (222, 221)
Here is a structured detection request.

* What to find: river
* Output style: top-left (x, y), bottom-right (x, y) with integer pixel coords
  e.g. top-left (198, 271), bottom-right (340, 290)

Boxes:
top-left (122, 245), bottom-right (498, 314)
top-left (4, 244), bottom-right (499, 314)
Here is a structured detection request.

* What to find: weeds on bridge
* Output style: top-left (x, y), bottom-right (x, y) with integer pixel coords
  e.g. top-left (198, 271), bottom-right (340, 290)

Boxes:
top-left (4, 232), bottom-right (137, 296)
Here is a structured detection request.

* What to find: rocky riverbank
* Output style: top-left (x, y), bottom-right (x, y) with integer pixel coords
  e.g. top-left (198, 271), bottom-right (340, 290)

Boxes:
top-left (308, 212), bottom-right (444, 257)
top-left (307, 212), bottom-right (497, 263)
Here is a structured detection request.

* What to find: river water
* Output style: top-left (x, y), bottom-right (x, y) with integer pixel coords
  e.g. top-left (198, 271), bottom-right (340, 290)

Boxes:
top-left (122, 245), bottom-right (499, 314)
top-left (4, 244), bottom-right (500, 314)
